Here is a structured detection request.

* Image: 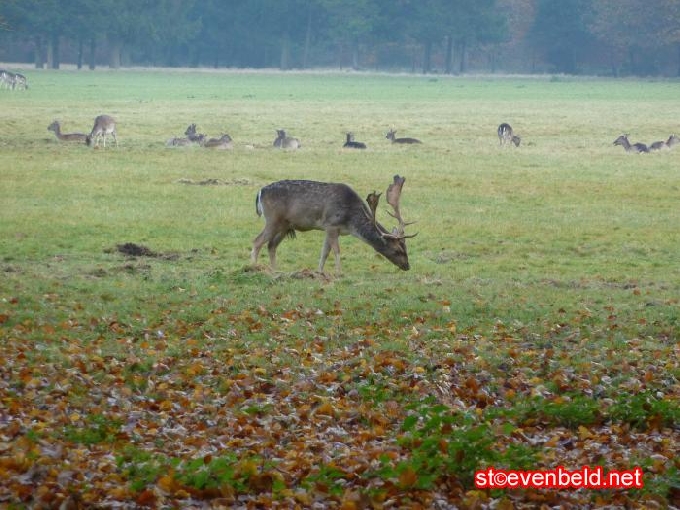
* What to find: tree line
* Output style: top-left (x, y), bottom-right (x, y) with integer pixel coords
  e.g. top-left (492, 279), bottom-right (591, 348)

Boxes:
top-left (1, 0), bottom-right (679, 76)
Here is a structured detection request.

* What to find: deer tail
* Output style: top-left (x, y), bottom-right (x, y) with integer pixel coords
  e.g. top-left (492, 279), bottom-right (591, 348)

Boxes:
top-left (255, 189), bottom-right (264, 217)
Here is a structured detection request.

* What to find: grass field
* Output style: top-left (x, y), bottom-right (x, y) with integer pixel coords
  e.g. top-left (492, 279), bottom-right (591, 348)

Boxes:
top-left (1, 69), bottom-right (678, 508)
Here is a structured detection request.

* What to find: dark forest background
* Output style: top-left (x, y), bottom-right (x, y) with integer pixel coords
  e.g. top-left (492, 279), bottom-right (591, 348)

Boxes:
top-left (1, 0), bottom-right (679, 76)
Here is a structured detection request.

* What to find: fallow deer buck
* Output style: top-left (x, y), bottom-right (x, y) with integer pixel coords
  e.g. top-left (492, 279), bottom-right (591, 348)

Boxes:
top-left (613, 134), bottom-right (648, 154)
top-left (498, 123), bottom-right (520, 147)
top-left (47, 121), bottom-right (88, 142)
top-left (386, 129), bottom-right (421, 144)
top-left (86, 115), bottom-right (117, 148)
top-left (251, 175), bottom-right (415, 273)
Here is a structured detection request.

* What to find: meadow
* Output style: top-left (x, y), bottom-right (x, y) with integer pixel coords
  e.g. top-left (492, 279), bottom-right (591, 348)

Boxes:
top-left (0, 69), bottom-right (678, 508)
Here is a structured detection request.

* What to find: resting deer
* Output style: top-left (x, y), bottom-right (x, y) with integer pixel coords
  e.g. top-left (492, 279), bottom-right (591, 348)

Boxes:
top-left (86, 115), bottom-right (117, 148)
top-left (273, 129), bottom-right (301, 149)
top-left (613, 134), bottom-right (648, 154)
top-left (203, 134), bottom-right (233, 149)
top-left (47, 121), bottom-right (88, 142)
top-left (185, 124), bottom-right (206, 144)
top-left (251, 175), bottom-right (415, 273)
top-left (498, 123), bottom-right (520, 147)
top-left (386, 129), bottom-right (421, 144)
top-left (649, 134), bottom-right (680, 151)
top-left (166, 137), bottom-right (192, 147)
top-left (343, 132), bottom-right (367, 149)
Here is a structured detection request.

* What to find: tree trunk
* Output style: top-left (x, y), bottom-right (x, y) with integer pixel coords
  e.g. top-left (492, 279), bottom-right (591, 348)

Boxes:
top-left (459, 38), bottom-right (467, 74)
top-left (445, 35), bottom-right (453, 74)
top-left (50, 33), bottom-right (60, 69)
top-left (46, 38), bottom-right (53, 68)
top-left (351, 38), bottom-right (359, 69)
top-left (423, 40), bottom-right (432, 74)
top-left (88, 37), bottom-right (96, 70)
top-left (108, 35), bottom-right (123, 69)
top-left (280, 32), bottom-right (291, 70)
top-left (302, 7), bottom-right (312, 69)
top-left (77, 38), bottom-right (84, 69)
top-left (34, 35), bottom-right (45, 68)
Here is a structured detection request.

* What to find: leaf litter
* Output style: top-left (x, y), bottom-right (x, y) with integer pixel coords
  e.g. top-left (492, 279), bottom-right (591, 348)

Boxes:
top-left (0, 295), bottom-right (678, 508)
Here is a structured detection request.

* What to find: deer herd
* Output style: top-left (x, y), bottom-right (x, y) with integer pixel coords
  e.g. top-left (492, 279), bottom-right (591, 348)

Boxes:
top-left (38, 113), bottom-right (680, 274)
top-left (4, 66), bottom-right (672, 273)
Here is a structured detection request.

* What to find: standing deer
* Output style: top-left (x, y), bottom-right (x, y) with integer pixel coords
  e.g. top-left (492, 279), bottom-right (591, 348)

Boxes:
top-left (273, 129), bottom-right (301, 149)
top-left (0, 70), bottom-right (10, 89)
top-left (613, 134), bottom-right (648, 154)
top-left (12, 73), bottom-right (28, 90)
top-left (47, 121), bottom-right (88, 142)
top-left (343, 132), bottom-right (367, 149)
top-left (251, 175), bottom-right (415, 273)
top-left (649, 134), bottom-right (680, 151)
top-left (386, 129), bottom-right (421, 144)
top-left (498, 123), bottom-right (520, 146)
top-left (0, 70), bottom-right (27, 90)
top-left (86, 115), bottom-right (117, 148)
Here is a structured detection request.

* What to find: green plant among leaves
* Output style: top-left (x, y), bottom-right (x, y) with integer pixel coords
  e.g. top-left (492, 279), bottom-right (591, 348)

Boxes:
top-left (117, 447), bottom-right (169, 492)
top-left (609, 391), bottom-right (679, 431)
top-left (304, 464), bottom-right (349, 496)
top-left (489, 395), bottom-right (603, 429)
top-left (64, 414), bottom-right (123, 445)
top-left (374, 399), bottom-right (537, 489)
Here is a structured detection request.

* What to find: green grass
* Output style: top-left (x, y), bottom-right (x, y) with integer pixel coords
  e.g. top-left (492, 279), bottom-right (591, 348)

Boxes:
top-left (0, 69), bottom-right (678, 507)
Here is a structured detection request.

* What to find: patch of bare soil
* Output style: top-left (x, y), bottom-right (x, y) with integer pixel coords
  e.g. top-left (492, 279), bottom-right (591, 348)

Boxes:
top-left (116, 243), bottom-right (157, 257)
top-left (104, 243), bottom-right (180, 261)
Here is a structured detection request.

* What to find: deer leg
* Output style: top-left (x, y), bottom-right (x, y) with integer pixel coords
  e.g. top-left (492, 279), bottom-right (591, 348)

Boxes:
top-left (251, 227), bottom-right (274, 267)
top-left (251, 235), bottom-right (266, 266)
top-left (267, 232), bottom-right (288, 270)
top-left (319, 230), bottom-right (341, 273)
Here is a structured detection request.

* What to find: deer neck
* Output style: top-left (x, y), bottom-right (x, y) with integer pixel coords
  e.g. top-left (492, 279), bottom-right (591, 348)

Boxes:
top-left (350, 211), bottom-right (389, 250)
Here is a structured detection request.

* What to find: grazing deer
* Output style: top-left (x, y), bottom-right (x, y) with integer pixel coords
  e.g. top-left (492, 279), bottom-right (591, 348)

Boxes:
top-left (386, 129), bottom-right (421, 144)
top-left (613, 134), bottom-right (648, 154)
top-left (47, 121), bottom-right (89, 143)
top-left (0, 70), bottom-right (10, 89)
top-left (0, 70), bottom-right (27, 90)
top-left (273, 129), bottom-right (301, 149)
top-left (12, 72), bottom-right (28, 90)
top-left (498, 123), bottom-right (520, 146)
top-left (251, 175), bottom-right (415, 273)
top-left (86, 115), bottom-right (117, 148)
top-left (185, 124), bottom-right (206, 144)
top-left (203, 134), bottom-right (233, 149)
top-left (343, 132), bottom-right (367, 149)
top-left (649, 134), bottom-right (680, 151)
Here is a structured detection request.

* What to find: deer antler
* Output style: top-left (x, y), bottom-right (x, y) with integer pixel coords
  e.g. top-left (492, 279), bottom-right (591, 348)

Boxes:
top-left (384, 175), bottom-right (417, 239)
top-left (366, 191), bottom-right (381, 225)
